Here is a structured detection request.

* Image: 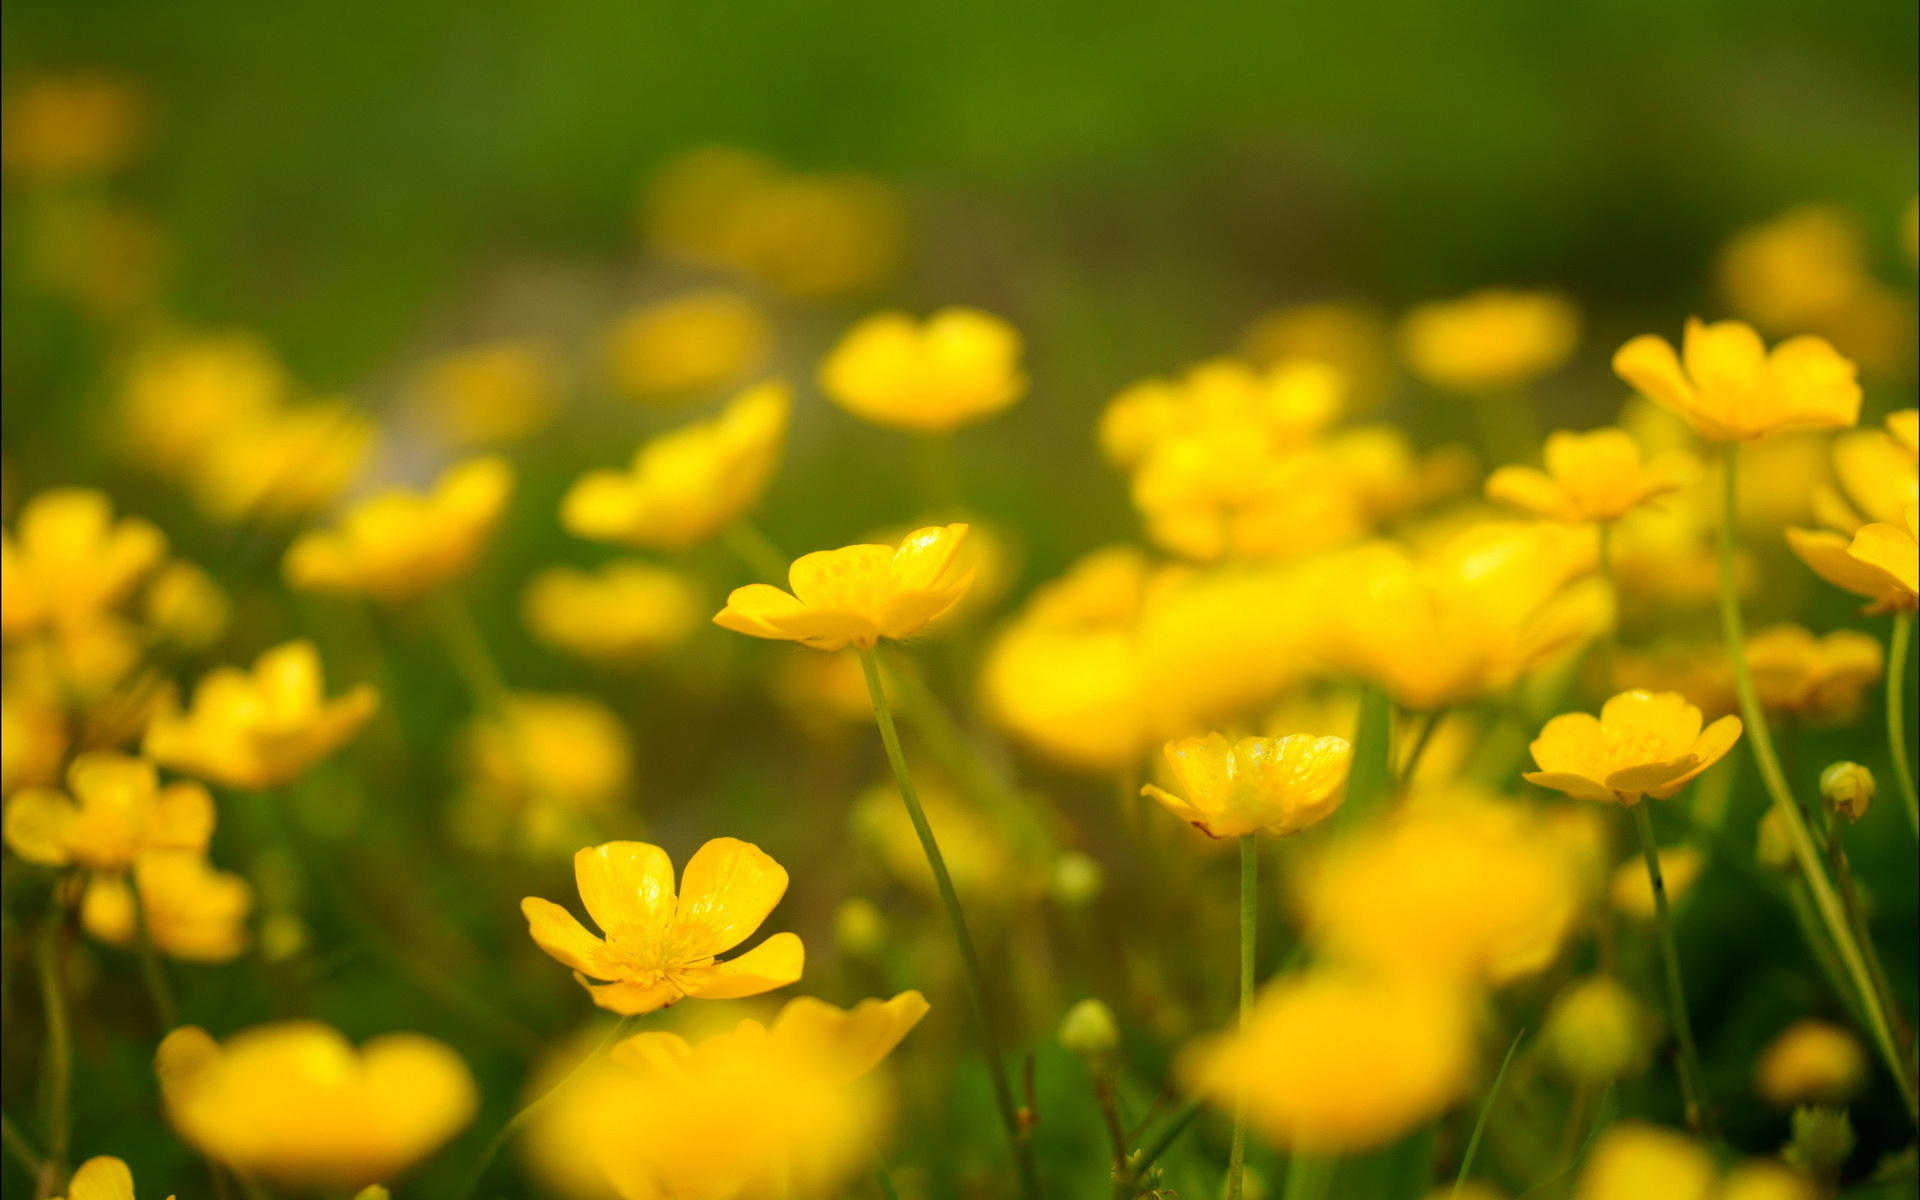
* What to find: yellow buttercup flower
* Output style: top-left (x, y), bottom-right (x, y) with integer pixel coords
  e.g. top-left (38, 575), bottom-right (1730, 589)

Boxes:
top-left (714, 524), bottom-right (973, 652)
top-left (2, 751), bottom-right (211, 870)
top-left (606, 290), bottom-right (771, 400)
top-left (562, 382), bottom-right (789, 551)
top-left (81, 850), bottom-right (252, 961)
top-left (524, 560), bottom-right (701, 665)
top-left (1099, 358), bottom-right (1344, 468)
top-left (1526, 689), bottom-right (1741, 805)
top-left (819, 308), bottom-right (1026, 433)
top-left (1399, 288), bottom-right (1579, 392)
top-left (119, 333), bottom-right (287, 478)
top-left (144, 639), bottom-right (380, 790)
top-left (452, 692), bottom-right (633, 856)
top-left (521, 838), bottom-right (804, 1014)
top-left (1485, 427), bottom-right (1696, 523)
top-left (1788, 501), bottom-right (1920, 613)
top-left (1609, 845), bottom-right (1702, 917)
top-left (285, 456), bottom-right (514, 602)
top-left (1, 71), bottom-right (145, 180)
top-left (1, 684), bottom-right (67, 797)
top-left (2, 488), bottom-right (166, 637)
top-left (1745, 624), bottom-right (1883, 724)
top-left (1574, 1124), bottom-right (1716, 1200)
top-left (1612, 318), bottom-right (1861, 440)
top-left (1754, 1019), bottom-right (1866, 1107)
top-left (192, 400), bottom-right (377, 523)
top-left (1142, 731), bottom-right (1350, 839)
top-left (53, 1155), bottom-right (170, 1200)
top-left (413, 340), bottom-right (563, 446)
top-left (1181, 969), bottom-right (1472, 1153)
top-left (144, 560), bottom-right (231, 650)
top-left (156, 1021), bottom-right (477, 1189)
top-left (1816, 408), bottom-right (1918, 532)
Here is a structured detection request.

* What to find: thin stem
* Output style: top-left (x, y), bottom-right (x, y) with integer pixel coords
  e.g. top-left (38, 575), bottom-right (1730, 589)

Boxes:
top-left (1454, 1028), bottom-right (1525, 1197)
top-left (1399, 709), bottom-right (1444, 786)
top-left (1226, 835), bottom-right (1257, 1200)
top-left (1888, 610), bottom-right (1919, 841)
top-left (457, 1015), bottom-right (636, 1200)
top-left (1630, 802), bottom-right (1708, 1134)
top-left (875, 1164), bottom-right (903, 1200)
top-left (0, 1114), bottom-right (43, 1179)
top-left (130, 874), bottom-right (180, 1029)
top-left (722, 519), bottom-right (791, 586)
top-left (1134, 1101), bottom-right (1200, 1175)
top-left (1595, 521), bottom-right (1617, 695)
top-left (32, 916), bottom-right (70, 1198)
top-left (1782, 879), bottom-right (1869, 1035)
top-left (857, 647), bottom-right (1041, 1199)
top-left (1092, 1076), bottom-right (1131, 1193)
top-left (429, 589), bottom-right (510, 715)
top-left (1823, 818), bottom-right (1914, 1060)
top-left (1715, 444), bottom-right (1919, 1122)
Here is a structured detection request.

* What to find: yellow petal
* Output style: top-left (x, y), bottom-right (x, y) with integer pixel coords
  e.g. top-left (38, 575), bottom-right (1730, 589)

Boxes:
top-left (889, 524), bottom-right (968, 591)
top-left (1484, 465), bottom-right (1571, 520)
top-left (3, 787), bottom-right (78, 864)
top-left (1598, 689), bottom-right (1702, 759)
top-left (520, 896), bottom-right (618, 978)
top-left (148, 781), bottom-right (216, 852)
top-left (1769, 335), bottom-right (1861, 432)
top-left (712, 583), bottom-right (808, 641)
top-left (768, 989), bottom-right (930, 1085)
top-left (672, 836), bottom-right (790, 958)
top-left (1162, 733), bottom-right (1235, 813)
top-left (608, 1029), bottom-right (696, 1074)
top-left (1528, 712), bottom-right (1605, 781)
top-left (1603, 758), bottom-right (1701, 799)
top-left (1141, 782), bottom-right (1214, 831)
top-left (1522, 769), bottom-right (1620, 803)
top-left (581, 975), bottom-right (682, 1015)
top-left (1612, 335), bottom-right (1700, 427)
top-left (787, 544), bottom-right (893, 610)
top-left (573, 841), bottom-right (676, 936)
top-left (67, 1157), bottom-right (135, 1200)
top-left (758, 606), bottom-right (879, 650)
top-left (685, 930), bottom-right (805, 999)
top-left (1646, 715), bottom-right (1743, 800)
top-left (1848, 520), bottom-right (1918, 596)
top-left (1787, 527), bottom-right (1907, 605)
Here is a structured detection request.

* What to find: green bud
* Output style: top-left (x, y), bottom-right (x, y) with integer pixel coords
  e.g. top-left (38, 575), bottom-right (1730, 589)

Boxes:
top-left (1058, 997), bottom-right (1120, 1059)
top-left (1050, 851), bottom-right (1105, 908)
top-left (1784, 1106), bottom-right (1855, 1177)
top-left (1543, 976), bottom-right (1645, 1083)
top-left (834, 897), bottom-right (886, 958)
top-left (1819, 761), bottom-right (1874, 822)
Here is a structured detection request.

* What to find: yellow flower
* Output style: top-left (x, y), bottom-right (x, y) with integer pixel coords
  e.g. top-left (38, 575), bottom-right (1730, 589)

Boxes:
top-left (192, 401), bottom-right (376, 523)
top-left (1240, 301), bottom-right (1396, 414)
top-left (1817, 408), bottom-right (1918, 532)
top-left (118, 333), bottom-right (287, 478)
top-left (1526, 690), bottom-right (1742, 805)
top-left (1612, 318), bottom-right (1861, 440)
top-left (1720, 206), bottom-right (1873, 332)
top-left (1609, 846), bottom-right (1703, 918)
top-left (1142, 732), bottom-right (1350, 839)
top-left (1181, 969), bottom-right (1472, 1153)
top-left (1574, 1124), bottom-right (1716, 1200)
top-left (524, 560), bottom-right (701, 665)
top-left (1787, 501), bottom-right (1920, 613)
top-left (1, 71), bottom-right (145, 180)
top-left (1399, 288), bottom-right (1579, 392)
top-left (53, 1155), bottom-right (170, 1200)
top-left (452, 693), bottom-right (633, 856)
top-left (1299, 789), bottom-right (1582, 985)
top-left (413, 340), bottom-right (562, 445)
top-left (1, 684), bottom-right (67, 797)
top-left (562, 382), bottom-right (789, 551)
top-left (1099, 358), bottom-right (1344, 468)
top-left (144, 639), bottom-right (380, 790)
top-left (1745, 624), bottom-right (1882, 724)
top-left (819, 308), bottom-right (1026, 433)
top-left (1754, 1019), bottom-right (1866, 1107)
top-left (769, 648), bottom-right (889, 738)
top-left (2, 751), bottom-right (212, 870)
top-left (605, 290), bottom-right (771, 400)
top-left (1485, 428), bottom-right (1696, 523)
top-left (1719, 1164), bottom-right (1815, 1200)
top-left (714, 524), bottom-right (973, 651)
top-left (81, 850), bottom-right (252, 961)
top-left (2, 488), bottom-right (167, 637)
top-left (521, 838), bottom-right (805, 1014)
top-left (156, 1021), bottom-right (478, 1188)
top-left (285, 456), bottom-right (514, 602)
top-left (1543, 976), bottom-right (1646, 1083)
top-left (144, 560), bottom-right (230, 650)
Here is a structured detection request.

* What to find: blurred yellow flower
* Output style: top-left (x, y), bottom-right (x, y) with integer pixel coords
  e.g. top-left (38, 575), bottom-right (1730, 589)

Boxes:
top-left (606, 290), bottom-right (771, 400)
top-left (52, 1155), bottom-right (167, 1200)
top-left (1574, 1123), bottom-right (1716, 1200)
top-left (1485, 428), bottom-right (1695, 523)
top-left (1543, 976), bottom-right (1646, 1083)
top-left (524, 560), bottom-right (700, 665)
top-left (118, 333), bottom-right (288, 478)
top-left (143, 560), bottom-right (231, 651)
top-left (521, 838), bottom-right (804, 1014)
top-left (1181, 969), bottom-right (1472, 1153)
top-left (1142, 731), bottom-right (1350, 839)
top-left (156, 1021), bottom-right (477, 1188)
top-left (414, 340), bottom-right (563, 445)
top-left (854, 778), bottom-right (1013, 902)
top-left (1099, 358), bottom-right (1343, 468)
top-left (1719, 1164), bottom-right (1815, 1200)
top-left (1526, 690), bottom-right (1741, 805)
top-left (715, 523), bottom-right (973, 651)
top-left (2, 488), bottom-right (166, 637)
top-left (192, 400), bottom-right (377, 523)
top-left (1613, 319), bottom-right (1861, 441)
top-left (769, 648), bottom-right (887, 737)
top-left (1, 71), bottom-right (145, 180)
top-left (820, 308), bottom-right (1026, 434)
top-left (1720, 206), bottom-right (1874, 332)
top-left (562, 382), bottom-right (789, 551)
top-left (453, 692), bottom-right (633, 856)
top-left (1754, 1019), bottom-right (1866, 1107)
top-left (1241, 301), bottom-right (1395, 414)
top-left (1, 684), bottom-right (67, 797)
top-left (2, 751), bottom-right (211, 870)
top-left (1399, 288), bottom-right (1579, 392)
top-left (1609, 846), bottom-right (1703, 918)
top-left (1745, 624), bottom-right (1882, 725)
top-left (1816, 409), bottom-right (1918, 533)
top-left (82, 850), bottom-right (252, 961)
top-left (1787, 507), bottom-right (1920, 613)
top-left (285, 456), bottom-right (514, 602)
top-left (144, 639), bottom-right (380, 790)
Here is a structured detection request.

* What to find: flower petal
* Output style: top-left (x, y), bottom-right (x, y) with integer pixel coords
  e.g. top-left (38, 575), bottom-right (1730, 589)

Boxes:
top-left (1522, 770), bottom-right (1619, 803)
top-left (768, 989), bottom-right (930, 1085)
top-left (520, 896), bottom-right (618, 978)
top-left (68, 1157), bottom-right (136, 1200)
top-left (1604, 757), bottom-right (1700, 798)
top-left (1848, 521), bottom-right (1918, 597)
top-left (890, 524), bottom-right (968, 592)
top-left (685, 930), bottom-right (805, 1000)
top-left (1484, 466), bottom-right (1571, 521)
top-left (148, 781), bottom-right (216, 853)
top-left (1646, 715), bottom-right (1744, 800)
top-left (580, 974), bottom-right (682, 1015)
top-left (573, 841), bottom-right (676, 937)
top-left (1527, 712), bottom-right (1604, 779)
top-left (672, 837), bottom-right (789, 958)
top-left (713, 583), bottom-right (808, 640)
top-left (1162, 733), bottom-right (1235, 813)
top-left (2, 787), bottom-right (78, 864)
top-left (1598, 689), bottom-right (1702, 759)
top-left (1613, 335), bottom-right (1700, 428)
top-left (1787, 527), bottom-right (1907, 605)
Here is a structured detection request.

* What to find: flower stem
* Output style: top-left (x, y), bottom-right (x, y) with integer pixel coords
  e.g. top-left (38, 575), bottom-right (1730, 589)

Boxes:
top-left (1226, 835), bottom-right (1257, 1200)
top-left (1629, 803), bottom-right (1708, 1134)
top-left (723, 519), bottom-right (792, 586)
top-left (32, 915), bottom-right (69, 1199)
top-left (0, 1114), bottom-right (43, 1179)
top-left (130, 876), bottom-right (180, 1029)
top-left (1823, 818), bottom-right (1914, 1062)
top-left (1453, 1027), bottom-right (1524, 1197)
top-left (1888, 610), bottom-right (1919, 841)
top-left (1282, 1154), bottom-right (1337, 1200)
top-left (456, 1014), bottom-right (635, 1200)
top-left (858, 646), bottom-right (1041, 1199)
top-left (1715, 444), bottom-right (1919, 1122)
top-left (429, 588), bottom-right (510, 715)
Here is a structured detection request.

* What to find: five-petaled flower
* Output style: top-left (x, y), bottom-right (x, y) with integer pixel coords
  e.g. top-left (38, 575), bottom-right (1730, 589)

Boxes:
top-left (819, 307), bottom-right (1026, 433)
top-left (1525, 689), bottom-right (1742, 805)
top-left (1612, 318), bottom-right (1860, 441)
top-left (714, 524), bottom-right (975, 651)
top-left (1486, 428), bottom-right (1696, 524)
top-left (283, 455), bottom-right (514, 602)
top-left (1143, 731), bottom-right (1352, 839)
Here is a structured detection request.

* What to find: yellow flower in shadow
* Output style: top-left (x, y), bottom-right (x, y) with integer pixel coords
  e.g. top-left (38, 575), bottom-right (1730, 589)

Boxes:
top-left (144, 639), bottom-right (379, 790)
top-left (562, 382), bottom-right (788, 551)
top-left (521, 838), bottom-right (804, 1015)
top-left (1613, 318), bottom-right (1860, 440)
top-left (1486, 428), bottom-right (1696, 523)
top-left (1399, 288), bottom-right (1579, 392)
top-left (82, 850), bottom-right (252, 961)
top-left (413, 340), bottom-right (563, 446)
top-left (1526, 689), bottom-right (1741, 805)
top-left (714, 524), bottom-right (973, 651)
top-left (524, 560), bottom-right (701, 665)
top-left (605, 290), bottom-right (771, 401)
top-left (819, 308), bottom-right (1026, 433)
top-left (1, 684), bottom-right (67, 797)
top-left (156, 1021), bottom-right (477, 1189)
top-left (2, 488), bottom-right (166, 637)
top-left (1142, 731), bottom-right (1350, 839)
top-left (285, 456), bottom-right (514, 602)
top-left (2, 751), bottom-right (211, 870)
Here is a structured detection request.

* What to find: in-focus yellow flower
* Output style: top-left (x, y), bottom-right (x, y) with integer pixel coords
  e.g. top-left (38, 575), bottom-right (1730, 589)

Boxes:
top-left (1543, 976), bottom-right (1646, 1083)
top-left (1142, 731), bottom-right (1350, 839)
top-left (52, 1155), bottom-right (168, 1200)
top-left (1485, 428), bottom-right (1696, 523)
top-left (144, 639), bottom-right (380, 790)
top-left (2, 488), bottom-right (166, 637)
top-left (521, 838), bottom-right (804, 1014)
top-left (819, 308), bottom-right (1026, 433)
top-left (1754, 1019), bottom-right (1866, 1107)
top-left (606, 290), bottom-right (771, 400)
top-left (144, 560), bottom-right (230, 651)
top-left (1299, 789), bottom-right (1582, 985)
top-left (524, 560), bottom-right (700, 665)
top-left (1745, 624), bottom-right (1882, 725)
top-left (1399, 289), bottom-right (1579, 392)
top-left (562, 382), bottom-right (789, 551)
top-left (1181, 969), bottom-right (1472, 1153)
top-left (1787, 501), bottom-right (1920, 613)
top-left (82, 850), bottom-right (252, 961)
top-left (192, 401), bottom-right (377, 523)
top-left (714, 524), bottom-right (973, 651)
top-left (156, 1021), bottom-right (477, 1189)
top-left (1, 72), bottom-right (145, 180)
top-left (1609, 846), bottom-right (1703, 918)
top-left (3, 751), bottom-right (211, 870)
top-left (119, 333), bottom-right (287, 478)
top-left (413, 340), bottom-right (563, 446)
top-left (853, 778), bottom-right (1012, 902)
top-left (1241, 301), bottom-right (1395, 414)
top-left (1526, 690), bottom-right (1741, 805)
top-left (1613, 319), bottom-right (1861, 440)
top-left (285, 457), bottom-right (514, 602)
top-left (1574, 1123), bottom-right (1716, 1200)
top-left (452, 693), bottom-right (633, 856)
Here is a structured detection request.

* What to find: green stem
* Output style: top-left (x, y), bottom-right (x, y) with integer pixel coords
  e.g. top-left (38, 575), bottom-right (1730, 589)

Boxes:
top-left (429, 589), bottom-right (510, 715)
top-left (1630, 803), bottom-right (1708, 1134)
top-left (1282, 1154), bottom-right (1337, 1200)
top-left (32, 917), bottom-right (69, 1198)
top-left (1226, 836), bottom-right (1257, 1200)
top-left (875, 1164), bottom-right (903, 1200)
top-left (1783, 879), bottom-right (1868, 1034)
top-left (129, 873), bottom-right (181, 1029)
top-left (457, 1015), bottom-right (636, 1200)
top-left (0, 1114), bottom-right (43, 1179)
top-left (1454, 1028), bottom-right (1525, 1197)
top-left (722, 519), bottom-right (791, 586)
top-left (1888, 610), bottom-right (1919, 841)
top-left (857, 647), bottom-right (1041, 1199)
top-left (1715, 444), bottom-right (1919, 1122)
top-left (1595, 521), bottom-right (1617, 695)
top-left (1823, 819), bottom-right (1914, 1061)
top-left (1399, 708), bottom-right (1444, 786)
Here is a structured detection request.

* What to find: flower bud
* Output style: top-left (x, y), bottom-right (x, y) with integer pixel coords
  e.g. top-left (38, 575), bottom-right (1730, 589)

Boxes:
top-left (1784, 1106), bottom-right (1854, 1178)
top-left (1755, 1020), bottom-right (1865, 1107)
top-left (1049, 851), bottom-right (1105, 908)
top-left (834, 897), bottom-right (886, 959)
top-left (1058, 998), bottom-right (1120, 1060)
top-left (353, 1187), bottom-right (391, 1200)
top-left (1544, 976), bottom-right (1645, 1083)
top-left (1818, 762), bottom-right (1873, 822)
top-left (1755, 808), bottom-right (1797, 873)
